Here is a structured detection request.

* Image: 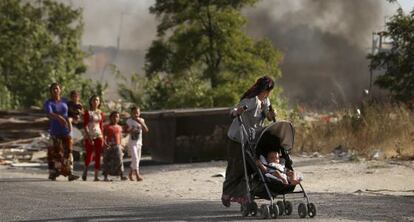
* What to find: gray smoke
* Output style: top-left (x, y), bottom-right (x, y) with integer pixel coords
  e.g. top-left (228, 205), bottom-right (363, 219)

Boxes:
top-left (70, 0), bottom-right (156, 50)
top-left (62, 0), bottom-right (157, 100)
top-left (244, 0), bottom-right (390, 109)
top-left (64, 0), bottom-right (393, 108)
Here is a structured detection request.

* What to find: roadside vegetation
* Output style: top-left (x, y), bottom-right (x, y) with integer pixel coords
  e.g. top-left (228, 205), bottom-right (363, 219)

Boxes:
top-left (0, 0), bottom-right (105, 110)
top-left (292, 102), bottom-right (414, 160)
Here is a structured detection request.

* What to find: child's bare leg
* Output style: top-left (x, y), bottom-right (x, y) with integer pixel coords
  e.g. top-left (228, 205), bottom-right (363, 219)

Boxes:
top-left (67, 118), bottom-right (73, 133)
top-left (288, 171), bottom-right (300, 185)
top-left (94, 169), bottom-right (100, 181)
top-left (103, 172), bottom-right (109, 181)
top-left (128, 169), bottom-right (134, 181)
top-left (137, 170), bottom-right (144, 181)
top-left (120, 172), bottom-right (127, 181)
top-left (134, 170), bottom-right (142, 181)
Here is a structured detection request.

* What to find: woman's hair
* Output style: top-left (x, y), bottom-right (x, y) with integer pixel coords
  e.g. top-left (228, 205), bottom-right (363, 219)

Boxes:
top-left (241, 76), bottom-right (274, 100)
top-left (88, 95), bottom-right (101, 109)
top-left (49, 82), bottom-right (61, 94)
top-left (109, 111), bottom-right (119, 119)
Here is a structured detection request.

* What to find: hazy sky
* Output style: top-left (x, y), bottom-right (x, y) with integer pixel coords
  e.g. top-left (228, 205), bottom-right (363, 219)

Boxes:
top-left (76, 0), bottom-right (414, 49)
top-left (399, 0), bottom-right (414, 11)
top-left (72, 0), bottom-right (414, 107)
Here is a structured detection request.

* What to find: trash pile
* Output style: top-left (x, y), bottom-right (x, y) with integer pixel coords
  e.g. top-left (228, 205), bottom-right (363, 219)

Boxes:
top-left (0, 109), bottom-right (122, 166)
top-left (0, 109), bottom-right (50, 165)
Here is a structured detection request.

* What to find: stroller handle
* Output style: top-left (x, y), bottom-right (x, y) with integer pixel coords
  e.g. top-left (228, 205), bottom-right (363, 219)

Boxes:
top-left (236, 105), bottom-right (248, 122)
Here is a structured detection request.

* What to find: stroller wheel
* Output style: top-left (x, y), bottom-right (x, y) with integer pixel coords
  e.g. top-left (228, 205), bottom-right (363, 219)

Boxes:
top-left (298, 203), bottom-right (307, 218)
top-left (241, 204), bottom-right (249, 217)
top-left (259, 204), bottom-right (270, 219)
top-left (284, 201), bottom-right (293, 215)
top-left (270, 203), bottom-right (279, 218)
top-left (240, 202), bottom-right (258, 217)
top-left (250, 202), bottom-right (258, 216)
top-left (308, 203), bottom-right (317, 218)
top-left (276, 201), bottom-right (285, 215)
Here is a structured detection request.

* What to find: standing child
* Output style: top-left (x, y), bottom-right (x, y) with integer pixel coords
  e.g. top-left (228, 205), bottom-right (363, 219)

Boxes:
top-left (126, 106), bottom-right (149, 181)
top-left (67, 90), bottom-right (84, 129)
top-left (102, 111), bottom-right (127, 181)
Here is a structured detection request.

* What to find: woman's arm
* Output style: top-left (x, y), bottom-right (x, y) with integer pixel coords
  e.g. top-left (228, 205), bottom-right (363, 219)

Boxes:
top-left (266, 109), bottom-right (276, 121)
top-left (230, 106), bottom-right (246, 118)
top-left (47, 112), bottom-right (68, 128)
top-left (102, 126), bottom-right (108, 148)
top-left (281, 149), bottom-right (293, 171)
top-left (44, 102), bottom-right (68, 128)
top-left (263, 99), bottom-right (276, 121)
top-left (83, 110), bottom-right (91, 140)
top-left (229, 98), bottom-right (255, 118)
top-left (99, 111), bottom-right (104, 133)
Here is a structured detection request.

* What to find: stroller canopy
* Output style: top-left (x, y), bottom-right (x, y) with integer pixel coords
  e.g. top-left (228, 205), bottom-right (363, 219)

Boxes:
top-left (254, 121), bottom-right (295, 169)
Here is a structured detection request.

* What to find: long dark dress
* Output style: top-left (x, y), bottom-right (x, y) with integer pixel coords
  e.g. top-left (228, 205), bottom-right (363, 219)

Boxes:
top-left (222, 139), bottom-right (249, 204)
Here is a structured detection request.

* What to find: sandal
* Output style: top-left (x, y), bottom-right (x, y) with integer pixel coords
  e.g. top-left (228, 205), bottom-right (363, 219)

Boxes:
top-left (221, 196), bottom-right (231, 208)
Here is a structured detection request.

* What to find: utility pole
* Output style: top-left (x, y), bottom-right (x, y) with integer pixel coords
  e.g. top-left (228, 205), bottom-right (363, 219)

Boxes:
top-left (100, 9), bottom-right (127, 82)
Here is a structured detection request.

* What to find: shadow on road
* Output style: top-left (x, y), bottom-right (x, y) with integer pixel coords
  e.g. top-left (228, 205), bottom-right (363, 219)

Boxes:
top-left (17, 201), bottom-right (249, 222)
top-left (0, 178), bottom-right (49, 183)
top-left (12, 193), bottom-right (414, 222)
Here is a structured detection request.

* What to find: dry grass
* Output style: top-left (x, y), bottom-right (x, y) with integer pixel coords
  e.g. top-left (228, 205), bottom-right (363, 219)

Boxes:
top-left (292, 103), bottom-right (414, 160)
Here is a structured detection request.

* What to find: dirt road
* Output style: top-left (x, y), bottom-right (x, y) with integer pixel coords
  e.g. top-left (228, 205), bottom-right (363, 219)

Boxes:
top-left (0, 156), bottom-right (413, 221)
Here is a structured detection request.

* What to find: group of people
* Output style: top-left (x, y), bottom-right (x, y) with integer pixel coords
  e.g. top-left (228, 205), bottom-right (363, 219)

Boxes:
top-left (44, 83), bottom-right (148, 182)
top-left (44, 75), bottom-right (299, 208)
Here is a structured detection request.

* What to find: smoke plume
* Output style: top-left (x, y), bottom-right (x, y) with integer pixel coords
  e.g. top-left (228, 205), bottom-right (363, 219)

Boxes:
top-left (244, 0), bottom-right (389, 109)
top-left (65, 0), bottom-right (393, 108)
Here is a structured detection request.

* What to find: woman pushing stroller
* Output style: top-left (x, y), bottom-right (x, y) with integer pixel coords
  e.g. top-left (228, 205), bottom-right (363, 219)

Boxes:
top-left (222, 75), bottom-right (297, 207)
top-left (222, 76), bottom-right (316, 218)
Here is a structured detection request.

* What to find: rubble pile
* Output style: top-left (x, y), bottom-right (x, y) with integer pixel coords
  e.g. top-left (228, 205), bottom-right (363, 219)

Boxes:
top-left (0, 110), bottom-right (49, 165)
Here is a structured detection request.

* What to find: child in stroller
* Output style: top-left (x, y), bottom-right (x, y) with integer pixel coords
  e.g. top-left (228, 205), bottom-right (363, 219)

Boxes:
top-left (260, 151), bottom-right (302, 185)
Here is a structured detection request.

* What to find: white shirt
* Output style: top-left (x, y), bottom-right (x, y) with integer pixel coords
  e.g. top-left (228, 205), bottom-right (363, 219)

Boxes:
top-left (227, 97), bottom-right (270, 143)
top-left (126, 118), bottom-right (143, 146)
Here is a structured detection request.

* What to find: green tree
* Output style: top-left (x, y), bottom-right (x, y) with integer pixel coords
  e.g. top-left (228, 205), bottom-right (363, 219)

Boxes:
top-left (0, 0), bottom-right (100, 108)
top-left (142, 0), bottom-right (284, 109)
top-left (368, 7), bottom-right (414, 102)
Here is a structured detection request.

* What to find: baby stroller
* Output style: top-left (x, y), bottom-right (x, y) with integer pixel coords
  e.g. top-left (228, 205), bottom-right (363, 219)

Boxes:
top-left (236, 114), bottom-right (317, 219)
